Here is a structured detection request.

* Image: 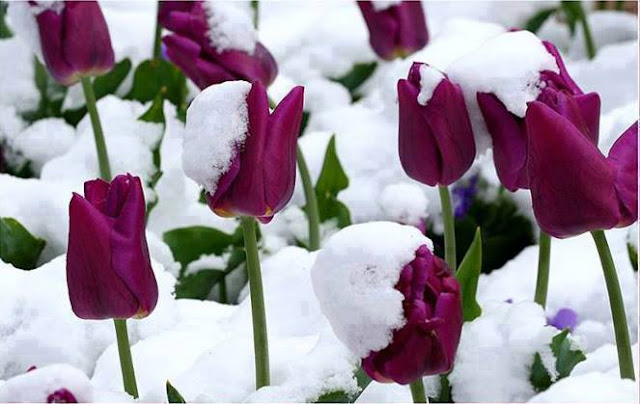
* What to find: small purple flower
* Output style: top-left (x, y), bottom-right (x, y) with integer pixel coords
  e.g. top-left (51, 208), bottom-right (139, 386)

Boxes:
top-left (47, 388), bottom-right (77, 403)
top-left (548, 308), bottom-right (578, 332)
top-left (452, 175), bottom-right (479, 219)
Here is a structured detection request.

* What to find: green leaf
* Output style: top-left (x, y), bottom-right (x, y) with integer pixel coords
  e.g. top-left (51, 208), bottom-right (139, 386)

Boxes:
top-left (455, 228), bottom-right (482, 322)
top-left (162, 226), bottom-right (240, 269)
top-left (175, 269), bottom-right (226, 300)
top-left (166, 381), bottom-right (186, 403)
top-left (127, 59), bottom-right (188, 118)
top-left (524, 7), bottom-right (558, 33)
top-left (314, 135), bottom-right (351, 228)
top-left (314, 366), bottom-right (372, 403)
top-left (627, 242), bottom-right (637, 272)
top-left (0, 217), bottom-right (46, 270)
top-left (530, 329), bottom-right (586, 392)
top-left (560, 1), bottom-right (582, 36)
top-left (137, 93), bottom-right (166, 217)
top-left (0, 1), bottom-right (13, 39)
top-left (331, 62), bottom-right (378, 102)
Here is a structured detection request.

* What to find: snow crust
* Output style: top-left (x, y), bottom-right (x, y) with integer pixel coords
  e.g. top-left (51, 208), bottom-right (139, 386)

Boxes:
top-left (182, 81), bottom-right (251, 195)
top-left (417, 64), bottom-right (445, 105)
top-left (311, 222), bottom-right (433, 358)
top-left (202, 1), bottom-right (256, 54)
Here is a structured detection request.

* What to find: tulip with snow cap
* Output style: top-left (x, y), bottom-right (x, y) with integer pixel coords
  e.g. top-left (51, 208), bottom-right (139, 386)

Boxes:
top-left (357, 1), bottom-right (428, 61)
top-left (312, 222), bottom-right (462, 401)
top-left (159, 0), bottom-right (277, 89)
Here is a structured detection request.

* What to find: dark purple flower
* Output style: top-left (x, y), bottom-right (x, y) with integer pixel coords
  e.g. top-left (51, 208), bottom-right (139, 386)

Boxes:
top-left (29, 1), bottom-right (115, 86)
top-left (159, 1), bottom-right (277, 89)
top-left (452, 174), bottom-right (479, 219)
top-left (47, 388), bottom-right (77, 403)
top-left (548, 308), bottom-right (578, 331)
top-left (607, 122), bottom-right (638, 228)
top-left (357, 1), bottom-right (428, 61)
top-left (362, 245), bottom-right (463, 384)
top-left (202, 82), bottom-right (304, 223)
top-left (67, 174), bottom-right (158, 319)
top-left (477, 41), bottom-right (600, 191)
top-left (398, 62), bottom-right (476, 186)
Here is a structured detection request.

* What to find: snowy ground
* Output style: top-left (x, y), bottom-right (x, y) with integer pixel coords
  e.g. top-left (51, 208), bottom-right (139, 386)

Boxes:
top-left (0, 1), bottom-right (638, 403)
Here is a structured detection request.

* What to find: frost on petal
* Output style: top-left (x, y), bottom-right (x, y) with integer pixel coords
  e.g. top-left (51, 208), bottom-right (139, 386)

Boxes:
top-left (311, 221), bottom-right (433, 358)
top-left (182, 80), bottom-right (251, 195)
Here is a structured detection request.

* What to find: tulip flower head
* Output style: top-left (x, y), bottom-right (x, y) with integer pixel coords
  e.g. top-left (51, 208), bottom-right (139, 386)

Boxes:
top-left (13, 1), bottom-right (115, 86)
top-left (398, 62), bottom-right (475, 186)
top-left (312, 222), bottom-right (463, 384)
top-left (357, 1), bottom-right (429, 61)
top-left (159, 0), bottom-right (277, 89)
top-left (182, 81), bottom-right (304, 223)
top-left (67, 174), bottom-right (158, 320)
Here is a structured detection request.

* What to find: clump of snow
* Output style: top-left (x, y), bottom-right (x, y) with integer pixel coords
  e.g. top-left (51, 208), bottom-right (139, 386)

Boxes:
top-left (182, 81), bottom-right (251, 195)
top-left (528, 372), bottom-right (638, 402)
top-left (6, 2), bottom-right (43, 61)
top-left (202, 1), bottom-right (256, 54)
top-left (371, 1), bottom-right (403, 12)
top-left (572, 342), bottom-right (639, 377)
top-left (311, 222), bottom-right (432, 358)
top-left (449, 301), bottom-right (557, 402)
top-left (417, 64), bottom-right (445, 105)
top-left (184, 253), bottom-right (228, 276)
top-left (11, 118), bottom-right (75, 175)
top-left (378, 182), bottom-right (429, 227)
top-left (0, 38), bottom-right (39, 112)
top-left (0, 364), bottom-right (92, 402)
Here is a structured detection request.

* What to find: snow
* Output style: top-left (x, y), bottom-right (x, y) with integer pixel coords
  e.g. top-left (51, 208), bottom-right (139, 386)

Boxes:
top-left (371, 1), bottom-right (402, 12)
top-left (184, 253), bottom-right (228, 276)
top-left (449, 301), bottom-right (557, 402)
top-left (311, 222), bottom-right (432, 358)
top-left (0, 364), bottom-right (93, 402)
top-left (6, 2), bottom-right (43, 61)
top-left (203, 1), bottom-right (256, 54)
top-left (528, 372), bottom-right (638, 402)
top-left (417, 64), bottom-right (445, 105)
top-left (379, 182), bottom-right (429, 227)
top-left (182, 80), bottom-right (251, 195)
top-left (628, 223), bottom-right (638, 250)
top-left (0, 38), bottom-right (39, 113)
top-left (11, 118), bottom-right (75, 175)
top-left (572, 343), bottom-right (639, 377)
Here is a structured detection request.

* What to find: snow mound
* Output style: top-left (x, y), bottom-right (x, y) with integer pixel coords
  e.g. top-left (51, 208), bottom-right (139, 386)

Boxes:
top-left (203, 1), bottom-right (256, 54)
top-left (378, 182), bottom-right (429, 227)
top-left (311, 221), bottom-right (432, 358)
top-left (528, 372), bottom-right (638, 402)
top-left (0, 38), bottom-right (39, 112)
top-left (0, 364), bottom-right (92, 402)
top-left (182, 80), bottom-right (251, 195)
top-left (6, 2), bottom-right (43, 61)
top-left (12, 118), bottom-right (75, 175)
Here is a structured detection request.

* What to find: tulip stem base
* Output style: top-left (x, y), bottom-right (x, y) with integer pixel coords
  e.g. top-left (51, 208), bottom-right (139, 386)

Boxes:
top-left (438, 185), bottom-right (457, 270)
top-left (113, 319), bottom-right (139, 398)
top-left (297, 145), bottom-right (321, 251)
top-left (591, 230), bottom-right (635, 380)
top-left (409, 378), bottom-right (428, 403)
top-left (81, 77), bottom-right (112, 181)
top-left (241, 216), bottom-right (270, 389)
top-left (534, 231), bottom-right (552, 308)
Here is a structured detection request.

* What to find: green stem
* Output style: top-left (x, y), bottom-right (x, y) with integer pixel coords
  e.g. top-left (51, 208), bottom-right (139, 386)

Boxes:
top-left (591, 230), bottom-right (635, 380)
top-left (113, 319), bottom-right (139, 398)
top-left (578, 3), bottom-right (597, 59)
top-left (240, 216), bottom-right (270, 389)
top-left (534, 231), bottom-right (552, 308)
top-left (251, 0), bottom-right (259, 29)
top-left (80, 77), bottom-right (112, 181)
top-left (409, 379), bottom-right (428, 403)
top-left (153, 1), bottom-right (163, 61)
top-left (297, 146), bottom-right (321, 251)
top-left (438, 185), bottom-right (456, 270)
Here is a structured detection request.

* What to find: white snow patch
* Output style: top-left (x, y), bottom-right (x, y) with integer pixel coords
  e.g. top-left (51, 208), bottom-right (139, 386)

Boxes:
top-left (378, 182), bottom-right (429, 227)
top-left (185, 253), bottom-right (228, 276)
top-left (6, 2), bottom-right (43, 61)
top-left (202, 1), bottom-right (256, 54)
top-left (0, 364), bottom-right (92, 402)
top-left (182, 80), bottom-right (251, 195)
top-left (0, 37), bottom-right (39, 112)
top-left (529, 372), bottom-right (638, 402)
top-left (311, 221), bottom-right (432, 358)
top-left (417, 64), bottom-right (445, 106)
top-left (371, 1), bottom-right (402, 12)
top-left (11, 118), bottom-right (75, 175)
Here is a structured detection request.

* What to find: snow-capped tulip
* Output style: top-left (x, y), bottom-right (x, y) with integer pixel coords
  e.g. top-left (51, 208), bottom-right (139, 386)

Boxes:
top-left (526, 102), bottom-right (620, 238)
top-left (312, 222), bottom-right (462, 385)
top-left (477, 41), bottom-right (600, 191)
top-left (29, 1), bottom-right (115, 86)
top-left (66, 174), bottom-right (158, 320)
top-left (607, 122), bottom-right (638, 228)
top-left (183, 81), bottom-right (304, 223)
top-left (398, 62), bottom-right (475, 186)
top-left (160, 1), bottom-right (277, 89)
top-left (357, 1), bottom-right (428, 61)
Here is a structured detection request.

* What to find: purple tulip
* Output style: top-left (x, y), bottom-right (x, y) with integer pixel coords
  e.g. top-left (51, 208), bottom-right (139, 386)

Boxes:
top-left (398, 62), bottom-right (476, 186)
top-left (477, 41), bottom-right (600, 191)
top-left (607, 122), bottom-right (638, 228)
top-left (67, 174), bottom-right (158, 319)
top-left (548, 308), bottom-right (578, 332)
top-left (362, 245), bottom-right (462, 384)
top-left (29, 1), bottom-right (115, 86)
top-left (159, 1), bottom-right (277, 89)
top-left (357, 1), bottom-right (428, 61)
top-left (526, 102), bottom-right (620, 238)
top-left (47, 388), bottom-right (77, 403)
top-left (202, 82), bottom-right (304, 223)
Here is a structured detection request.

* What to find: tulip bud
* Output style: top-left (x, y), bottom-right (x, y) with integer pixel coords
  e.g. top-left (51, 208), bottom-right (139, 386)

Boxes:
top-left (398, 62), bottom-right (475, 186)
top-left (311, 222), bottom-right (462, 385)
top-left (160, 1), bottom-right (277, 89)
top-left (607, 121), bottom-right (638, 228)
top-left (477, 41), bottom-right (600, 191)
top-left (66, 174), bottom-right (158, 320)
top-left (182, 81), bottom-right (304, 223)
top-left (27, 1), bottom-right (115, 86)
top-left (357, 1), bottom-right (429, 61)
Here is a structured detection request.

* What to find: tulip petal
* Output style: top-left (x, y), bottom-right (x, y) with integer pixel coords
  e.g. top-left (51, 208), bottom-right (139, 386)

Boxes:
top-left (83, 178), bottom-right (109, 214)
top-left (526, 101), bottom-right (620, 238)
top-left (205, 43), bottom-right (278, 87)
top-left (357, 1), bottom-right (398, 60)
top-left (35, 8), bottom-right (76, 85)
top-left (394, 1), bottom-right (428, 56)
top-left (574, 92), bottom-right (601, 145)
top-left (164, 34), bottom-right (206, 87)
top-left (608, 121), bottom-right (638, 227)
